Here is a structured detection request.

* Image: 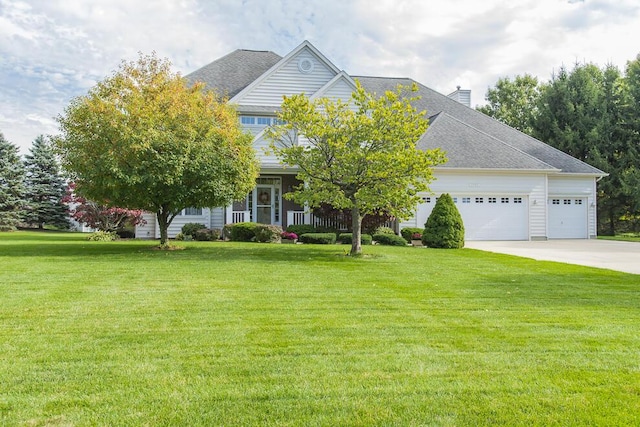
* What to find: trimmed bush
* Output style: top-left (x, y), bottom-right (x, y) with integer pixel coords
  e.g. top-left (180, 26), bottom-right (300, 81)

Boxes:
top-left (338, 233), bottom-right (372, 245)
top-left (401, 227), bottom-right (423, 243)
top-left (230, 222), bottom-right (258, 242)
top-left (222, 224), bottom-right (233, 240)
top-left (254, 224), bottom-right (283, 243)
top-left (87, 230), bottom-right (117, 241)
top-left (422, 193), bottom-right (465, 249)
top-left (181, 222), bottom-right (206, 237)
top-left (373, 233), bottom-right (408, 246)
top-left (115, 228), bottom-right (136, 239)
top-left (194, 228), bottom-right (221, 241)
top-left (286, 224), bottom-right (316, 235)
top-left (374, 226), bottom-right (395, 235)
top-left (299, 233), bottom-right (336, 244)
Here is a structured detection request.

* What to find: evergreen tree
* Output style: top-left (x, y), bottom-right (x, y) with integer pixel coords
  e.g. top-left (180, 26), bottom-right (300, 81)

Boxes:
top-left (0, 132), bottom-right (25, 231)
top-left (22, 135), bottom-right (69, 229)
top-left (422, 194), bottom-right (465, 249)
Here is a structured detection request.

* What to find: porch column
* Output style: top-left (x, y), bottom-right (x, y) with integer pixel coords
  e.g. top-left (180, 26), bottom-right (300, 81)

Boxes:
top-left (225, 204), bottom-right (233, 225)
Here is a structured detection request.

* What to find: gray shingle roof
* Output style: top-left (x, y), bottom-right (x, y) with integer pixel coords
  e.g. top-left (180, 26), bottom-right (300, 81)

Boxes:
top-left (185, 49), bottom-right (282, 99)
top-left (422, 112), bottom-right (558, 170)
top-left (186, 48), bottom-right (605, 176)
top-left (356, 76), bottom-right (605, 175)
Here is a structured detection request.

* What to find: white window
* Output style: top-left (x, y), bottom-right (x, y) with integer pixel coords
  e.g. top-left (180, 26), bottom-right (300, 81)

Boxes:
top-left (514, 198), bottom-right (523, 204)
top-left (257, 117), bottom-right (271, 125)
top-left (422, 197), bottom-right (431, 203)
top-left (462, 197), bottom-right (470, 204)
top-left (183, 207), bottom-right (203, 216)
top-left (488, 197), bottom-right (496, 203)
top-left (240, 116), bottom-right (255, 125)
top-left (475, 197), bottom-right (484, 203)
top-left (452, 197), bottom-right (458, 203)
top-left (552, 199), bottom-right (560, 205)
top-left (564, 199), bottom-right (571, 205)
top-left (501, 197), bottom-right (509, 203)
top-left (575, 199), bottom-right (583, 205)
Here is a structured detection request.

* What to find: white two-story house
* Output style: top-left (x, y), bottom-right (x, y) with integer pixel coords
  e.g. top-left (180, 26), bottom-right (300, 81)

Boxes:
top-left (136, 40), bottom-right (606, 241)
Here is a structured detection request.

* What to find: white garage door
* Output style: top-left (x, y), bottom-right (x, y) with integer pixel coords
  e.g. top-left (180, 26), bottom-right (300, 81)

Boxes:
top-left (548, 198), bottom-right (588, 239)
top-left (416, 195), bottom-right (529, 241)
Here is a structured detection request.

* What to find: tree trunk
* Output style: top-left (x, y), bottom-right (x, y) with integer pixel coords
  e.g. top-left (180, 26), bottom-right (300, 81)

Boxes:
top-left (351, 206), bottom-right (363, 256)
top-left (157, 209), bottom-right (170, 246)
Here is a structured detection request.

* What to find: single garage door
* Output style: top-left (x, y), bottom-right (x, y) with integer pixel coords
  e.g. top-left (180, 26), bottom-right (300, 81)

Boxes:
top-left (548, 198), bottom-right (588, 238)
top-left (416, 195), bottom-right (529, 241)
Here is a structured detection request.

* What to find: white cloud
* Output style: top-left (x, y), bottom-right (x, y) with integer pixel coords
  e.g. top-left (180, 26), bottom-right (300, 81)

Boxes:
top-left (1, 0), bottom-right (639, 153)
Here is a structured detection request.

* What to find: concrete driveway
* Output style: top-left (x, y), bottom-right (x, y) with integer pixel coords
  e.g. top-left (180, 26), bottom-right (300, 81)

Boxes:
top-left (465, 239), bottom-right (640, 275)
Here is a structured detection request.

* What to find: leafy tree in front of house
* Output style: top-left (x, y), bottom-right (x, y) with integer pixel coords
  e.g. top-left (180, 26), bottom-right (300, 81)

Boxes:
top-left (22, 135), bottom-right (69, 229)
top-left (476, 74), bottom-right (541, 136)
top-left (55, 53), bottom-right (258, 245)
top-left (267, 81), bottom-right (446, 256)
top-left (0, 132), bottom-right (26, 231)
top-left (422, 193), bottom-right (464, 248)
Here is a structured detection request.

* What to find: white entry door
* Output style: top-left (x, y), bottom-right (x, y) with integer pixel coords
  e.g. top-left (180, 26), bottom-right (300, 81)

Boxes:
top-left (548, 198), bottom-right (588, 238)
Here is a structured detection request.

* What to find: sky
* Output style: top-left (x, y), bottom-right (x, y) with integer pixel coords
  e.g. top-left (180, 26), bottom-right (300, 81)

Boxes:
top-left (1, 0), bottom-right (639, 154)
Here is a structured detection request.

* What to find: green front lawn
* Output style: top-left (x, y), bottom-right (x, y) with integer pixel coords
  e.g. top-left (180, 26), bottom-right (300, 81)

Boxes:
top-left (1, 232), bottom-right (639, 426)
top-left (599, 233), bottom-right (640, 242)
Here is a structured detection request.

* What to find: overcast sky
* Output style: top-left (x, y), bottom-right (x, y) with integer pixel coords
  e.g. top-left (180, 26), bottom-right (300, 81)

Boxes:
top-left (1, 0), bottom-right (639, 154)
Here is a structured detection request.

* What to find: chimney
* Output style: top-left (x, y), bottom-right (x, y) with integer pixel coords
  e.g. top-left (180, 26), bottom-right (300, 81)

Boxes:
top-left (447, 86), bottom-right (471, 108)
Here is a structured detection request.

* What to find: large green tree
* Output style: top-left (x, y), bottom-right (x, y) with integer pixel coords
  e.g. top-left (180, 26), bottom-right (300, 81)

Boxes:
top-left (267, 82), bottom-right (446, 255)
top-left (476, 74), bottom-right (541, 135)
top-left (22, 135), bottom-right (70, 229)
top-left (533, 62), bottom-right (639, 234)
top-left (55, 53), bottom-right (259, 245)
top-left (0, 132), bottom-right (25, 231)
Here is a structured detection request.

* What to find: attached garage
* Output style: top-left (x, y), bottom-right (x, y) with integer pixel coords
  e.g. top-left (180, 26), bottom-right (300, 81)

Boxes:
top-left (548, 198), bottom-right (588, 238)
top-left (416, 195), bottom-right (529, 241)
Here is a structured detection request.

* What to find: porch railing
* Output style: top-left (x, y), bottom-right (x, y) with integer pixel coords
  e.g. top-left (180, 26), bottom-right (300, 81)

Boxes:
top-left (232, 210), bottom-right (250, 223)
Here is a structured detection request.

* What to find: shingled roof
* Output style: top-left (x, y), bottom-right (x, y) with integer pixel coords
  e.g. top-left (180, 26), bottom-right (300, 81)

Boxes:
top-left (186, 48), bottom-right (605, 176)
top-left (186, 49), bottom-right (282, 99)
top-left (355, 76), bottom-right (605, 175)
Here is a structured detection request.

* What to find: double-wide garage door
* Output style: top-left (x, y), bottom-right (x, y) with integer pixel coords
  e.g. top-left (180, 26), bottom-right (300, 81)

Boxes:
top-left (548, 198), bottom-right (588, 238)
top-left (417, 195), bottom-right (528, 241)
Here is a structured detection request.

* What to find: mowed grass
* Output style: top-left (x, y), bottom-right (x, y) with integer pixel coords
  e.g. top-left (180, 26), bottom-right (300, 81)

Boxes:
top-left (1, 232), bottom-right (639, 426)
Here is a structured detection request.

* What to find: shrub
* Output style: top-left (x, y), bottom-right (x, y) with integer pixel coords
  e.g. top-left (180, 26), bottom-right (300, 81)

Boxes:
top-left (230, 222), bottom-right (259, 242)
top-left (87, 230), bottom-right (117, 241)
top-left (174, 232), bottom-right (185, 241)
top-left (373, 233), bottom-right (408, 246)
top-left (222, 224), bottom-right (233, 240)
top-left (281, 231), bottom-right (298, 240)
top-left (374, 226), bottom-right (395, 235)
top-left (116, 228), bottom-right (135, 239)
top-left (194, 228), bottom-right (221, 241)
top-left (286, 224), bottom-right (316, 235)
top-left (298, 233), bottom-right (337, 244)
top-left (338, 233), bottom-right (372, 245)
top-left (423, 193), bottom-right (465, 249)
top-left (401, 227), bottom-right (423, 243)
top-left (182, 222), bottom-right (207, 237)
top-left (254, 224), bottom-right (283, 243)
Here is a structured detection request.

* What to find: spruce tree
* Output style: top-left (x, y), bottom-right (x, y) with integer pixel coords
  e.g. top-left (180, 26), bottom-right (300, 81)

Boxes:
top-left (0, 132), bottom-right (25, 231)
top-left (22, 135), bottom-right (69, 229)
top-left (422, 193), bottom-right (465, 248)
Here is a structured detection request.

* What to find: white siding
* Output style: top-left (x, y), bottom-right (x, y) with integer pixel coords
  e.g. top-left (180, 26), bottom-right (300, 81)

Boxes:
top-left (135, 213), bottom-right (156, 239)
top-left (240, 49), bottom-right (337, 106)
top-left (320, 79), bottom-right (355, 103)
top-left (211, 207), bottom-right (226, 229)
top-left (253, 133), bottom-right (282, 166)
top-left (548, 176), bottom-right (598, 238)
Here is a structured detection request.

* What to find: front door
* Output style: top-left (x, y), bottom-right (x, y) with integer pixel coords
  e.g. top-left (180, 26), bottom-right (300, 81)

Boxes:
top-left (255, 185), bottom-right (274, 224)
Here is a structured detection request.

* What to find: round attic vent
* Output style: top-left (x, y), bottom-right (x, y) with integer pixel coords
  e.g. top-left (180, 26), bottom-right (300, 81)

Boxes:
top-left (297, 58), bottom-right (314, 74)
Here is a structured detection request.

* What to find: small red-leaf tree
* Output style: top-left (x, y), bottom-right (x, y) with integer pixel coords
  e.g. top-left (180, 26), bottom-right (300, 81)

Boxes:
top-left (63, 183), bottom-right (146, 232)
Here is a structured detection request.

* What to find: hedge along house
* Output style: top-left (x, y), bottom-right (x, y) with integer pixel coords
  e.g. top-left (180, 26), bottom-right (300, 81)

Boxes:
top-left (135, 41), bottom-right (606, 241)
